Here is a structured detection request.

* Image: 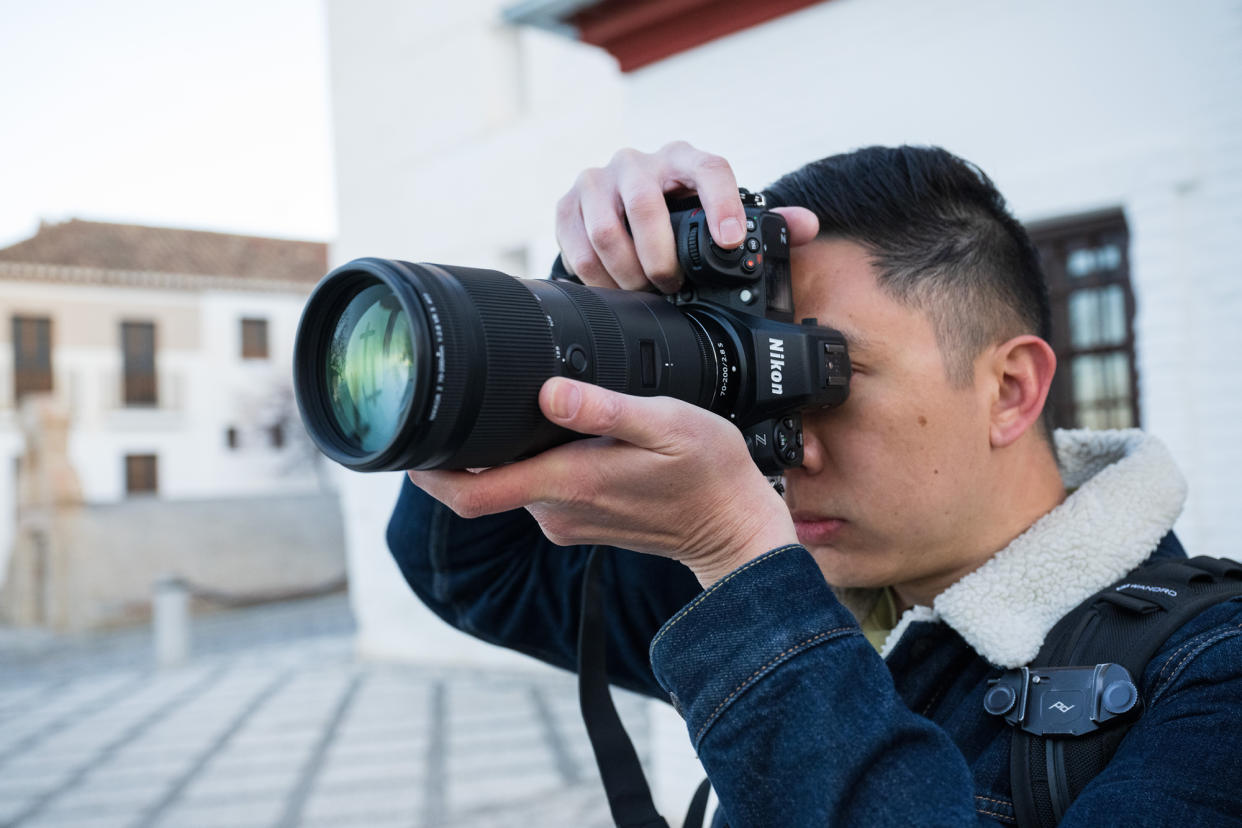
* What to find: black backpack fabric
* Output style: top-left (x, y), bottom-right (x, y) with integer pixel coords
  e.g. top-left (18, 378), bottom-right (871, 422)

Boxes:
top-left (1003, 555), bottom-right (1242, 827)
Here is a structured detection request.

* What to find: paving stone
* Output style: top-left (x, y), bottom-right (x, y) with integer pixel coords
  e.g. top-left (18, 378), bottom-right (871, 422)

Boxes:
top-left (314, 756), bottom-right (424, 788)
top-left (22, 811), bottom-right (142, 828)
top-left (0, 594), bottom-right (637, 828)
top-left (299, 785), bottom-right (421, 823)
top-left (181, 766), bottom-right (300, 798)
top-left (153, 795), bottom-right (285, 828)
top-left (0, 795), bottom-right (38, 824)
top-left (41, 780), bottom-right (170, 812)
top-left (320, 736), bottom-right (426, 765)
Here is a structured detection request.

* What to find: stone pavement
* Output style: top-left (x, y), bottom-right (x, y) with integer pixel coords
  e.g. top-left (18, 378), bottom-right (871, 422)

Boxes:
top-left (0, 595), bottom-right (651, 827)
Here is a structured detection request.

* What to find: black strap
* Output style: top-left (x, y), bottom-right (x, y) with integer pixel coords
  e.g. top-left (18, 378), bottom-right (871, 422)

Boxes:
top-left (1011, 555), bottom-right (1242, 826)
top-left (682, 778), bottom-right (713, 828)
top-left (578, 548), bottom-right (670, 828)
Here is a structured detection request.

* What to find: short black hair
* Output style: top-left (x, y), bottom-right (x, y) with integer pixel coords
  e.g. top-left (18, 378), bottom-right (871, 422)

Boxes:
top-left (764, 145), bottom-right (1050, 386)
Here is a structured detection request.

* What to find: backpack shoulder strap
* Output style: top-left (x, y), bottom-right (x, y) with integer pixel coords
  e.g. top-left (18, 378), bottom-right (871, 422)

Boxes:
top-left (1006, 554), bottom-right (1242, 827)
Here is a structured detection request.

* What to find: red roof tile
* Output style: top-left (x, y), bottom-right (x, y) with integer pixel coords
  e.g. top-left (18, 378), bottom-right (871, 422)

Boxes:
top-left (0, 219), bottom-right (328, 283)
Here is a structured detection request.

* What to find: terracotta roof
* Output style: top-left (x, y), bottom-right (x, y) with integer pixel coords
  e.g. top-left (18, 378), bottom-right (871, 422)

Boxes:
top-left (0, 219), bottom-right (328, 283)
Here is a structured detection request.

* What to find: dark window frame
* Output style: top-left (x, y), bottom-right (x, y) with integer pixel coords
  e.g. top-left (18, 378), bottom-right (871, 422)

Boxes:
top-left (13, 315), bottom-right (54, 402)
top-left (1028, 209), bottom-right (1139, 430)
top-left (125, 453), bottom-right (158, 495)
top-left (121, 321), bottom-right (158, 407)
top-left (241, 318), bottom-right (270, 360)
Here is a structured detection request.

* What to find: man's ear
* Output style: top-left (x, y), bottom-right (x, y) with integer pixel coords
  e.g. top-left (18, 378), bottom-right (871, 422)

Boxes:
top-left (987, 335), bottom-right (1057, 448)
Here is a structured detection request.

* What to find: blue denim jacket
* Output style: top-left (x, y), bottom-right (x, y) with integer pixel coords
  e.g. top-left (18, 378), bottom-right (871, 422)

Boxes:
top-left (387, 431), bottom-right (1242, 826)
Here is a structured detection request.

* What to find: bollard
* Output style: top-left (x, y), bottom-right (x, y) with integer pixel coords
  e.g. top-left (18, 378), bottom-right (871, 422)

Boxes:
top-left (153, 577), bottom-right (190, 667)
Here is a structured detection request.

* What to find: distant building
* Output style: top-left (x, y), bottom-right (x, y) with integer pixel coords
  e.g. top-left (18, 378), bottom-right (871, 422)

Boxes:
top-left (0, 220), bottom-right (345, 628)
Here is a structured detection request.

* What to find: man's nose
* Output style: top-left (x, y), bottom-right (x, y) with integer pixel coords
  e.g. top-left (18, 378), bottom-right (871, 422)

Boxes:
top-left (792, 419), bottom-right (826, 476)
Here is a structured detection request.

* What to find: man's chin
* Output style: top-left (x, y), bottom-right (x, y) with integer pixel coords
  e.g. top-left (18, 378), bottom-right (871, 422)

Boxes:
top-left (804, 544), bottom-right (896, 591)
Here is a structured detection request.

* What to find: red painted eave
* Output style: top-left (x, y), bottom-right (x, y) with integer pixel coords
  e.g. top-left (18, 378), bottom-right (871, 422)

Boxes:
top-left (508, 0), bottom-right (828, 72)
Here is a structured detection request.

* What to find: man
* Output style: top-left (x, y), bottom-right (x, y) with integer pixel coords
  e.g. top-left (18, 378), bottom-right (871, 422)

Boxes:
top-left (387, 142), bottom-right (1242, 825)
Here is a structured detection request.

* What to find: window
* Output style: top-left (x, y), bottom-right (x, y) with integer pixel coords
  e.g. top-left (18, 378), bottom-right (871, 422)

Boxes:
top-left (125, 454), bottom-right (158, 495)
top-left (241, 318), bottom-right (269, 359)
top-left (226, 426), bottom-right (239, 449)
top-left (13, 316), bottom-right (53, 401)
top-left (269, 422), bottom-right (285, 449)
top-left (121, 322), bottom-right (157, 406)
top-left (1029, 211), bottom-right (1138, 430)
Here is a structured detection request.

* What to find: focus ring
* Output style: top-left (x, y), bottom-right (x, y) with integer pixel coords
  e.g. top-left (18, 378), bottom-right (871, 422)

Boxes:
top-left (548, 280), bottom-right (629, 391)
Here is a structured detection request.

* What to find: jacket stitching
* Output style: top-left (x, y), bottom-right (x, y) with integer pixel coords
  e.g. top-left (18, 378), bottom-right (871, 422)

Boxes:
top-left (693, 626), bottom-right (855, 745)
top-left (974, 795), bottom-right (1013, 809)
top-left (975, 806), bottom-right (1017, 824)
top-left (975, 794), bottom-right (1016, 822)
top-left (1149, 624), bottom-right (1242, 705)
top-left (650, 545), bottom-right (802, 651)
top-left (1154, 632), bottom-right (1207, 688)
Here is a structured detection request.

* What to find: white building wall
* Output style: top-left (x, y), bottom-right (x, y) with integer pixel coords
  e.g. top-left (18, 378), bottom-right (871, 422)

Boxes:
top-left (328, 0), bottom-right (1242, 811)
top-left (193, 288), bottom-right (323, 497)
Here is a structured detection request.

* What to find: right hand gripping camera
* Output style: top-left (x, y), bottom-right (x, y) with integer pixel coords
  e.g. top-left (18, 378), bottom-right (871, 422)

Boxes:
top-left (292, 189), bottom-right (851, 475)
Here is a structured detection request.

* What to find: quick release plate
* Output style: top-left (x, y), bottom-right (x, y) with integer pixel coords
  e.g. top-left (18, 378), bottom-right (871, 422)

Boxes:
top-left (983, 664), bottom-right (1139, 737)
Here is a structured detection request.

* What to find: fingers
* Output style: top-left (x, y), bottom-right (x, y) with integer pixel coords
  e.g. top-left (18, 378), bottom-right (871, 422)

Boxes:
top-left (577, 167), bottom-right (648, 291)
top-left (407, 466), bottom-right (549, 519)
top-left (408, 378), bottom-right (715, 521)
top-left (658, 141), bottom-right (746, 249)
top-left (554, 141), bottom-right (747, 292)
top-left (617, 163), bottom-right (680, 293)
top-left (540, 377), bottom-right (700, 452)
top-left (555, 191), bottom-right (616, 288)
top-left (770, 206), bottom-right (820, 246)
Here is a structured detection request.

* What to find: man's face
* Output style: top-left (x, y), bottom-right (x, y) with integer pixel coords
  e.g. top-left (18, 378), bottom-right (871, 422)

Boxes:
top-left (783, 238), bottom-right (995, 598)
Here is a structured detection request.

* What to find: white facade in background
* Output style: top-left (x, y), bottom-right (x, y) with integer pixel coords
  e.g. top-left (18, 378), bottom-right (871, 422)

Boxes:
top-left (0, 270), bottom-right (325, 579)
top-left (328, 0), bottom-right (1242, 811)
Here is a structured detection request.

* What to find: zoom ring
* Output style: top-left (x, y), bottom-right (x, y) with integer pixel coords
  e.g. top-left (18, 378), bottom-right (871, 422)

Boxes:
top-left (453, 269), bottom-right (560, 466)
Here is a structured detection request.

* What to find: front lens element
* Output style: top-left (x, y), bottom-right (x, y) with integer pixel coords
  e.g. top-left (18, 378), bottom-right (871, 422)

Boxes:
top-left (326, 282), bottom-right (416, 452)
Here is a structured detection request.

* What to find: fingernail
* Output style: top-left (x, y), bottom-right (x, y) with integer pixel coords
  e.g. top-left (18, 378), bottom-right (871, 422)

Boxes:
top-left (719, 217), bottom-right (743, 246)
top-left (550, 381), bottom-right (581, 420)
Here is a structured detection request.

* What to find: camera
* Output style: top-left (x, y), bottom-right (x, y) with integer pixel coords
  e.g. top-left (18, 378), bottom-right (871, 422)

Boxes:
top-left (292, 189), bottom-right (851, 474)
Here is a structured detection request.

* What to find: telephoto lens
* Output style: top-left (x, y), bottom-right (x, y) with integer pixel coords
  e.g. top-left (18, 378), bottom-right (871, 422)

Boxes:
top-left (293, 258), bottom-right (727, 471)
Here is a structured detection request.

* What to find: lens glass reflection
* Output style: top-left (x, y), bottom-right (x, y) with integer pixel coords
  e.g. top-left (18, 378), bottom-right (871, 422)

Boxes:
top-left (326, 283), bottom-right (416, 452)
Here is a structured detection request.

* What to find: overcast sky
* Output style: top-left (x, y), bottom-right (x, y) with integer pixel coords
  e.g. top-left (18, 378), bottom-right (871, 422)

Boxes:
top-left (0, 0), bottom-right (336, 248)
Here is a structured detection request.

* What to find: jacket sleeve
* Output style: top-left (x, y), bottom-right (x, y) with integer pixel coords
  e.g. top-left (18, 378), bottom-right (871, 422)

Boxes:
top-left (385, 475), bottom-right (703, 699)
top-left (650, 544), bottom-right (984, 827)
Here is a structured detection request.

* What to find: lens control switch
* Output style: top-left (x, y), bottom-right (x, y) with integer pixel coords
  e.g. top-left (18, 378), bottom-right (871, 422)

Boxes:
top-left (566, 345), bottom-right (589, 375)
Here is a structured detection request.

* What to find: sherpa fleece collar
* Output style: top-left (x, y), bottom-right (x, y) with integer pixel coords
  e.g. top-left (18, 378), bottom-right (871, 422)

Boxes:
top-left (879, 429), bottom-right (1188, 668)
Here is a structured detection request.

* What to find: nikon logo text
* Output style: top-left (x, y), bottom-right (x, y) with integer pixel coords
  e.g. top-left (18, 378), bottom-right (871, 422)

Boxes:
top-left (768, 337), bottom-right (785, 395)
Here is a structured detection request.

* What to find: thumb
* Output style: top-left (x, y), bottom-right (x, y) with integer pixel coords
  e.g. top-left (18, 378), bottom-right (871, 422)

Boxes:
top-left (770, 206), bottom-right (819, 246)
top-left (540, 377), bottom-right (682, 450)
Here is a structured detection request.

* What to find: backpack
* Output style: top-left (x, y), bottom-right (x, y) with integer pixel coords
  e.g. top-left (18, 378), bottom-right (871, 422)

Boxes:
top-left (993, 554), bottom-right (1242, 827)
top-left (577, 551), bottom-right (1242, 828)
